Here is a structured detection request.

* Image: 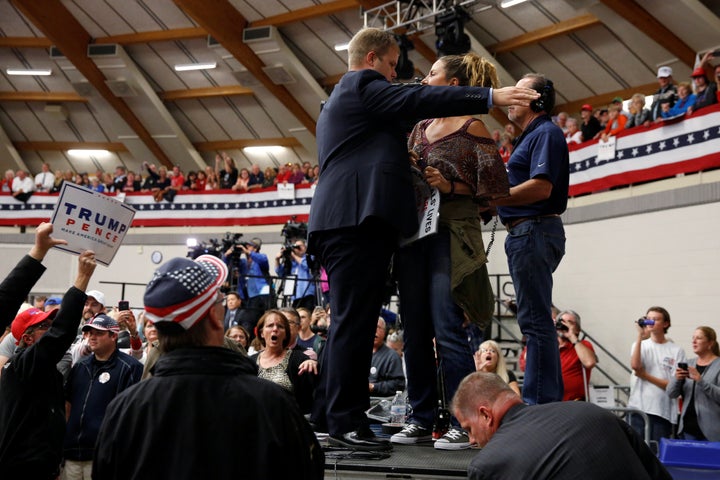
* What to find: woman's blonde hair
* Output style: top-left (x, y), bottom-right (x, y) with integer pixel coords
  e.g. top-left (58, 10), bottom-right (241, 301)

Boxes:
top-left (440, 53), bottom-right (499, 89)
top-left (477, 339), bottom-right (510, 384)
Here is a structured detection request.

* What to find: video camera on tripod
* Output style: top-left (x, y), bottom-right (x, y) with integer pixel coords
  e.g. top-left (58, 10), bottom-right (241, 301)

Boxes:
top-left (186, 238), bottom-right (223, 259)
top-left (279, 218), bottom-right (311, 274)
top-left (221, 232), bottom-right (253, 261)
top-left (186, 232), bottom-right (250, 261)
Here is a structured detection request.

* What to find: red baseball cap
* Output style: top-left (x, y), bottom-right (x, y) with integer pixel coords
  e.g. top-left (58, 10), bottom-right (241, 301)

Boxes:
top-left (581, 104), bottom-right (593, 112)
top-left (11, 308), bottom-right (58, 345)
top-left (691, 67), bottom-right (706, 78)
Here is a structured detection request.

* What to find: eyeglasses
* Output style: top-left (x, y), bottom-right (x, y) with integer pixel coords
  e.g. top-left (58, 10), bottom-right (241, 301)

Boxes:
top-left (478, 348), bottom-right (497, 354)
top-left (214, 293), bottom-right (226, 306)
top-left (27, 321), bottom-right (52, 335)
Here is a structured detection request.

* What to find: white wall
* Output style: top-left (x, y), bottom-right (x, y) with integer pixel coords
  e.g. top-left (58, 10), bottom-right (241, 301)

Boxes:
top-left (486, 201), bottom-right (720, 384)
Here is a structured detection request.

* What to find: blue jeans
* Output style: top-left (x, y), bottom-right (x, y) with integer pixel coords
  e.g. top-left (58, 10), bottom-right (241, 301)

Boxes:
top-left (505, 216), bottom-right (565, 404)
top-left (629, 412), bottom-right (673, 444)
top-left (396, 229), bottom-right (479, 428)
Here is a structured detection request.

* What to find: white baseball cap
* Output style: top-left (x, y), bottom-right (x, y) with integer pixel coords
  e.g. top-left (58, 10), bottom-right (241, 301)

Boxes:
top-left (85, 290), bottom-right (106, 306)
top-left (657, 66), bottom-right (673, 78)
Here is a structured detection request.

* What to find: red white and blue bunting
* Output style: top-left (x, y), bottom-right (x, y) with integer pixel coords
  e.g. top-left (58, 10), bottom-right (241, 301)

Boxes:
top-left (569, 104), bottom-right (720, 196)
top-left (0, 185), bottom-right (314, 227)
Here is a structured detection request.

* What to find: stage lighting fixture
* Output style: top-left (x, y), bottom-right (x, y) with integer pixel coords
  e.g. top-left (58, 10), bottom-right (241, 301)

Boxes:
top-left (395, 35), bottom-right (415, 80)
top-left (435, 7), bottom-right (471, 57)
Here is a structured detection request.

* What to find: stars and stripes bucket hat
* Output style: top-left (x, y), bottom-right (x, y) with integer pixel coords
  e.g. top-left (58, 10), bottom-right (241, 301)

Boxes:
top-left (143, 254), bottom-right (228, 330)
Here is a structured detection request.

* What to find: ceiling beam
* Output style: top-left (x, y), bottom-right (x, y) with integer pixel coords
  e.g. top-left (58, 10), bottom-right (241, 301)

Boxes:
top-left (194, 138), bottom-right (302, 151)
top-left (554, 82), bottom-right (658, 115)
top-left (11, 0), bottom-right (175, 168)
top-left (95, 27), bottom-right (207, 45)
top-left (599, 0), bottom-right (696, 67)
top-left (487, 14), bottom-right (601, 55)
top-left (0, 91), bottom-right (87, 102)
top-left (174, 0), bottom-right (317, 135)
top-left (0, 36), bottom-right (52, 48)
top-left (13, 141), bottom-right (128, 151)
top-left (410, 34), bottom-right (437, 65)
top-left (252, 0), bottom-right (358, 27)
top-left (160, 86), bottom-right (254, 101)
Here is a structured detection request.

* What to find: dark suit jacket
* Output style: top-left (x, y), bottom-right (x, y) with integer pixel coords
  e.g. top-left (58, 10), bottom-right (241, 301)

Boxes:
top-left (224, 308), bottom-right (243, 331)
top-left (468, 402), bottom-right (672, 480)
top-left (309, 69), bottom-right (494, 241)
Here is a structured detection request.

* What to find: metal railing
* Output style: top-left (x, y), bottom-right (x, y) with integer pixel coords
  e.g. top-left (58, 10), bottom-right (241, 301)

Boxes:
top-left (487, 274), bottom-right (632, 405)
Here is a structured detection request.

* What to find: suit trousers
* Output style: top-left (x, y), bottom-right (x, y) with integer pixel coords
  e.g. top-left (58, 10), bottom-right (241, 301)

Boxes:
top-left (311, 218), bottom-right (396, 436)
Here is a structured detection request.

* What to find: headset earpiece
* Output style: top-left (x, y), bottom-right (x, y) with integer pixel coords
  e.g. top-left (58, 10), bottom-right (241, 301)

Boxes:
top-left (530, 79), bottom-right (554, 113)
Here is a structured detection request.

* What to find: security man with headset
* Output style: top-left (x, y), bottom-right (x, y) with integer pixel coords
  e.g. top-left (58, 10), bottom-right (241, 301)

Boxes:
top-left (490, 73), bottom-right (570, 406)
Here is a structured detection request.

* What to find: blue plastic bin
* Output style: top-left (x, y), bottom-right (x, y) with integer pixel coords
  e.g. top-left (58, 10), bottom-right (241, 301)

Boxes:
top-left (659, 438), bottom-right (720, 480)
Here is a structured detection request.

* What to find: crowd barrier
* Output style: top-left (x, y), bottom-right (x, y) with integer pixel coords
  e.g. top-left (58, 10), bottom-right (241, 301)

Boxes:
top-left (2, 104), bottom-right (719, 227)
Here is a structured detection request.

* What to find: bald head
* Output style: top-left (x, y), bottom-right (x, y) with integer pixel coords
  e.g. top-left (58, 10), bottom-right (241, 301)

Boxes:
top-left (452, 372), bottom-right (522, 447)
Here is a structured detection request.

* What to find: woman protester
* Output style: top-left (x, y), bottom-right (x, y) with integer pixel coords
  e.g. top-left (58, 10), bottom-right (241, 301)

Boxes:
top-left (391, 53), bottom-right (509, 450)
top-left (250, 310), bottom-right (317, 414)
top-left (667, 326), bottom-right (720, 441)
top-left (474, 340), bottom-right (521, 396)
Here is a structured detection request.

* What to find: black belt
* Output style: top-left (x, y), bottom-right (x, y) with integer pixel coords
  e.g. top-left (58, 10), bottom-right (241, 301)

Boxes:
top-left (505, 214), bottom-right (560, 232)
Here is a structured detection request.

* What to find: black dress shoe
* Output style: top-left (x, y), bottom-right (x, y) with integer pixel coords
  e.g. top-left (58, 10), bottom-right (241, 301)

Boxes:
top-left (328, 427), bottom-right (392, 452)
top-left (308, 420), bottom-right (328, 434)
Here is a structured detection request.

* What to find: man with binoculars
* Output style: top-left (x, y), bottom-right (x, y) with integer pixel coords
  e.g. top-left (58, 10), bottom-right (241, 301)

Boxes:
top-left (556, 310), bottom-right (596, 401)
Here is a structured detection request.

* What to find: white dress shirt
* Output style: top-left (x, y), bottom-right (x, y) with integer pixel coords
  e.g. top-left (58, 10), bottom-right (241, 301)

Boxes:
top-left (35, 171), bottom-right (56, 191)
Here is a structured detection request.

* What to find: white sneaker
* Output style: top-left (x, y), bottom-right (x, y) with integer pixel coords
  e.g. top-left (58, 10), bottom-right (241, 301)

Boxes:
top-left (434, 427), bottom-right (471, 450)
top-left (390, 424), bottom-right (433, 444)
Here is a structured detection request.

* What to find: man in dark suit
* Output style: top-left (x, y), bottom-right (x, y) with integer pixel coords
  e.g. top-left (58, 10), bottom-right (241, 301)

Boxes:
top-left (452, 372), bottom-right (672, 480)
top-left (307, 26), bottom-right (540, 451)
top-left (223, 291), bottom-right (243, 331)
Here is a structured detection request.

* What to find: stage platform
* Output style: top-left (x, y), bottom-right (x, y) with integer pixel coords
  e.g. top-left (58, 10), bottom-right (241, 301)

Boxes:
top-left (322, 442), bottom-right (476, 479)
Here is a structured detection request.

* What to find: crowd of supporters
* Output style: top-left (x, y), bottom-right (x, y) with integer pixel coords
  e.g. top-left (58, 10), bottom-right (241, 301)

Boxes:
top-left (555, 57), bottom-right (720, 146)
top-left (0, 154), bottom-right (320, 203)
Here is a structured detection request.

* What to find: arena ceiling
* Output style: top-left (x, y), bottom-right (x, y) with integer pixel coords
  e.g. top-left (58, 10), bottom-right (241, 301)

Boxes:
top-left (0, 0), bottom-right (718, 177)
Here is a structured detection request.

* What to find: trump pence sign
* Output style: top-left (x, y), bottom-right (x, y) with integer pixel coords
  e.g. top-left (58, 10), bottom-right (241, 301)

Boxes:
top-left (51, 183), bottom-right (136, 266)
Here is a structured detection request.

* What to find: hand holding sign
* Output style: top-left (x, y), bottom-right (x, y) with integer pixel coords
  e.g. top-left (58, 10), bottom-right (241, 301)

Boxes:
top-left (29, 222), bottom-right (68, 262)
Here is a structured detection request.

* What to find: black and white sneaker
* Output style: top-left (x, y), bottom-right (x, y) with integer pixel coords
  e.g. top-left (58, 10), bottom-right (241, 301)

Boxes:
top-left (390, 424), bottom-right (433, 444)
top-left (434, 427), bottom-right (471, 450)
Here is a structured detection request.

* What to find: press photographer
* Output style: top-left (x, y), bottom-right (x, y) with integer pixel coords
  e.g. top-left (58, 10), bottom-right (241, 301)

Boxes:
top-left (223, 235), bottom-right (272, 339)
top-left (555, 310), bottom-right (596, 401)
top-left (275, 239), bottom-right (316, 310)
